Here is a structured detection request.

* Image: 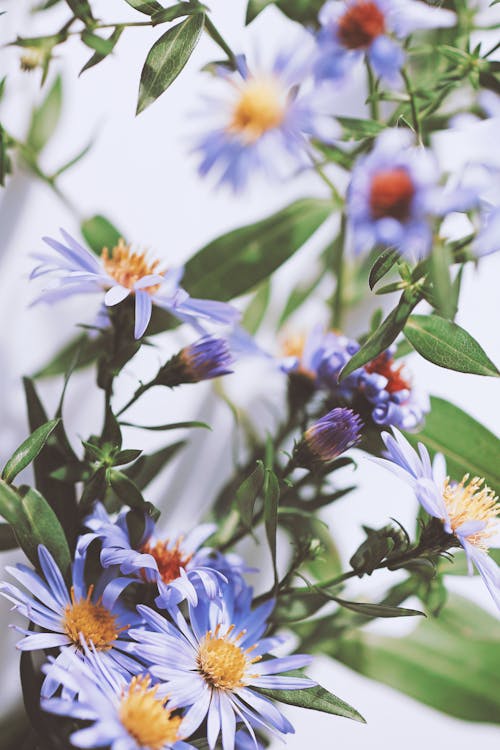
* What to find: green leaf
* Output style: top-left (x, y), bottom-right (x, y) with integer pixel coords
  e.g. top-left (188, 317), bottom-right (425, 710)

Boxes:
top-left (108, 469), bottom-right (160, 520)
top-left (26, 75), bottom-right (62, 153)
top-left (335, 595), bottom-right (500, 723)
top-left (136, 13), bottom-right (205, 114)
top-left (65, 0), bottom-right (94, 22)
top-left (51, 139), bottom-right (94, 179)
top-left (0, 124), bottom-right (12, 187)
top-left (275, 0), bottom-right (324, 24)
top-left (339, 294), bottom-right (418, 381)
top-left (183, 198), bottom-right (333, 300)
top-left (124, 441), bottom-right (186, 490)
top-left (123, 0), bottom-right (164, 13)
top-left (404, 315), bottom-right (499, 377)
top-left (81, 215), bottom-right (122, 254)
top-left (405, 396), bottom-right (500, 495)
top-left (337, 116), bottom-right (385, 140)
top-left (264, 470), bottom-right (280, 587)
top-left (2, 419), bottom-right (60, 484)
top-left (242, 279), bottom-right (271, 335)
top-left (246, 0), bottom-right (275, 23)
top-left (256, 683), bottom-right (365, 723)
top-left (334, 598), bottom-right (424, 618)
top-left (368, 248), bottom-right (400, 290)
top-left (0, 523), bottom-right (18, 551)
top-left (80, 26), bottom-right (124, 74)
top-left (429, 242), bottom-right (454, 318)
top-left (235, 462), bottom-right (265, 529)
top-left (151, 4), bottom-right (200, 24)
top-left (119, 420), bottom-right (210, 432)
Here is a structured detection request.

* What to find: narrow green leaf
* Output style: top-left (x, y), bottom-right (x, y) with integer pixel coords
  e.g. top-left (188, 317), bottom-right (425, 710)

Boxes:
top-left (335, 595), bottom-right (500, 723)
top-left (80, 26), bottom-right (124, 74)
top-left (405, 396), bottom-right (500, 495)
top-left (19, 486), bottom-right (71, 576)
top-left (114, 449), bottom-right (142, 465)
top-left (26, 75), bottom-right (62, 153)
top-left (246, 0), bottom-right (275, 23)
top-left (102, 406), bottom-right (122, 449)
top-left (429, 242), bottom-right (454, 318)
top-left (337, 116), bottom-right (385, 140)
top-left (119, 420), bottom-right (211, 431)
top-left (264, 470), bottom-right (280, 587)
top-left (404, 315), bottom-right (499, 376)
top-left (334, 598), bottom-right (424, 618)
top-left (124, 441), bottom-right (186, 490)
top-left (256, 683), bottom-right (365, 723)
top-left (278, 265), bottom-right (325, 326)
top-left (235, 462), bottom-right (265, 529)
top-left (123, 0), bottom-right (163, 13)
top-left (339, 294), bottom-right (418, 381)
top-left (108, 470), bottom-right (160, 520)
top-left (136, 13), bottom-right (205, 114)
top-left (368, 248), bottom-right (400, 290)
top-left (242, 280), bottom-right (271, 335)
top-left (65, 0), bottom-right (94, 22)
top-left (2, 419), bottom-right (60, 484)
top-left (51, 139), bottom-right (94, 179)
top-left (151, 4), bottom-right (199, 24)
top-left (183, 198), bottom-right (333, 300)
top-left (0, 523), bottom-right (18, 551)
top-left (81, 215), bottom-right (122, 254)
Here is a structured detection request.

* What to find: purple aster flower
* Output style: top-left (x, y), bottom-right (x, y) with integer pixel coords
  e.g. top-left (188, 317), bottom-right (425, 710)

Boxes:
top-left (295, 407), bottom-right (363, 467)
top-left (41, 646), bottom-right (194, 750)
top-left (83, 503), bottom-right (224, 608)
top-left (473, 206), bottom-right (500, 257)
top-left (130, 589), bottom-right (315, 750)
top-left (31, 230), bottom-right (240, 339)
top-left (374, 429), bottom-right (500, 610)
top-left (0, 544), bottom-right (142, 698)
top-left (156, 336), bottom-right (234, 387)
top-left (347, 129), bottom-right (476, 259)
top-left (194, 42), bottom-right (338, 191)
top-left (315, 0), bottom-right (456, 85)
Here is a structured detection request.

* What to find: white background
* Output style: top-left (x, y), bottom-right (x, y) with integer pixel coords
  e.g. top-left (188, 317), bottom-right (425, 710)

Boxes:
top-left (0, 0), bottom-right (499, 747)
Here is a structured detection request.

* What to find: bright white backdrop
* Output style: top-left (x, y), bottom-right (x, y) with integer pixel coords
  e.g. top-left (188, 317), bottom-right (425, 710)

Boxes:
top-left (0, 1), bottom-right (499, 747)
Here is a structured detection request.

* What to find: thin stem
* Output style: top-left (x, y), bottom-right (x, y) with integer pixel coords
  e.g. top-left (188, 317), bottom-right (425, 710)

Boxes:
top-left (365, 59), bottom-right (379, 121)
top-left (401, 68), bottom-right (422, 144)
top-left (203, 16), bottom-right (238, 68)
top-left (331, 213), bottom-right (347, 330)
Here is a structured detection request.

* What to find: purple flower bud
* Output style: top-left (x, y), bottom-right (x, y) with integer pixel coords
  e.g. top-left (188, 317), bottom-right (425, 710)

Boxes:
top-left (156, 337), bottom-right (234, 387)
top-left (295, 408), bottom-right (363, 468)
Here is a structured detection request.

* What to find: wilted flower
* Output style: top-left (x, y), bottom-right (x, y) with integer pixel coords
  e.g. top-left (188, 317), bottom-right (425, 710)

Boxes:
top-left (194, 43), bottom-right (338, 191)
top-left (294, 407), bottom-right (363, 467)
top-left (0, 545), bottom-right (141, 697)
top-left (31, 231), bottom-right (240, 338)
top-left (130, 589), bottom-right (314, 750)
top-left (42, 647), bottom-right (193, 750)
top-left (347, 129), bottom-right (475, 259)
top-left (315, 0), bottom-right (456, 84)
top-left (83, 503), bottom-right (224, 607)
top-left (375, 429), bottom-right (500, 609)
top-left (155, 336), bottom-right (234, 386)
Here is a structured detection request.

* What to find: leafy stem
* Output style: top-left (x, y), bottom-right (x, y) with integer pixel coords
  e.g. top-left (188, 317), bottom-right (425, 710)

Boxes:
top-left (401, 67), bottom-right (422, 144)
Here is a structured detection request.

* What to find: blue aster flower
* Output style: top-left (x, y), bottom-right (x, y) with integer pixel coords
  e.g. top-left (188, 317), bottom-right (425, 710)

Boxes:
top-left (347, 129), bottom-right (477, 259)
top-left (283, 326), bottom-right (429, 431)
top-left (194, 42), bottom-right (338, 191)
top-left (374, 429), bottom-right (500, 610)
top-left (473, 206), bottom-right (500, 257)
top-left (41, 646), bottom-right (194, 750)
top-left (31, 231), bottom-right (240, 339)
top-left (157, 336), bottom-right (235, 386)
top-left (83, 503), bottom-right (224, 608)
top-left (0, 544), bottom-right (142, 698)
top-left (130, 589), bottom-right (315, 750)
top-left (315, 0), bottom-right (456, 85)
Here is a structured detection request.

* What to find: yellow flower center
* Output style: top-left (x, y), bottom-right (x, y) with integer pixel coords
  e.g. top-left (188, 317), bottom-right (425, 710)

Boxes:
top-left (119, 675), bottom-right (183, 750)
top-left (282, 333), bottom-right (315, 379)
top-left (197, 624), bottom-right (260, 690)
top-left (228, 77), bottom-right (287, 143)
top-left (101, 239), bottom-right (163, 293)
top-left (63, 585), bottom-right (124, 650)
top-left (140, 538), bottom-right (193, 584)
top-left (443, 474), bottom-right (499, 550)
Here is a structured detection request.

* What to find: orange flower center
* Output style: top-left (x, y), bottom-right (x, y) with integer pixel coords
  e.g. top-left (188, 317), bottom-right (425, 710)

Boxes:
top-left (197, 624), bottom-right (260, 691)
top-left (369, 168), bottom-right (415, 222)
top-left (337, 1), bottom-right (386, 49)
top-left (119, 675), bottom-right (183, 750)
top-left (101, 239), bottom-right (163, 293)
top-left (365, 353), bottom-right (410, 393)
top-left (228, 77), bottom-right (287, 143)
top-left (63, 586), bottom-right (125, 650)
top-left (141, 539), bottom-right (193, 584)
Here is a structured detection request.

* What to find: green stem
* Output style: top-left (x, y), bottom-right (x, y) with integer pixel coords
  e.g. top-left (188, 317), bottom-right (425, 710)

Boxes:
top-left (331, 213), bottom-right (347, 330)
top-left (401, 68), bottom-right (422, 143)
top-left (365, 59), bottom-right (379, 121)
top-left (203, 16), bottom-right (238, 68)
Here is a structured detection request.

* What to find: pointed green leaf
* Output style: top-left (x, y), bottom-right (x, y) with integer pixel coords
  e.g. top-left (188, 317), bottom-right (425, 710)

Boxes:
top-left (2, 419), bottom-right (60, 484)
top-left (65, 0), bottom-right (94, 22)
top-left (0, 523), bottom-right (18, 551)
top-left (235, 462), bottom-right (265, 529)
top-left (256, 683), bottom-right (365, 723)
top-left (264, 470), bottom-right (280, 587)
top-left (80, 26), bottom-right (124, 74)
top-left (108, 469), bottom-right (160, 520)
top-left (242, 279), bottom-right (271, 335)
top-left (368, 248), bottom-right (400, 290)
top-left (124, 441), bottom-right (187, 490)
top-left (119, 420), bottom-right (210, 431)
top-left (246, 0), bottom-right (275, 23)
top-left (19, 486), bottom-right (71, 577)
top-left (81, 215), bottom-right (122, 254)
top-left (123, 0), bottom-right (163, 13)
top-left (337, 116), bottom-right (385, 140)
top-left (404, 315), bottom-right (499, 376)
top-left (26, 75), bottom-right (62, 153)
top-left (334, 598), bottom-right (424, 618)
top-left (136, 13), bottom-right (205, 114)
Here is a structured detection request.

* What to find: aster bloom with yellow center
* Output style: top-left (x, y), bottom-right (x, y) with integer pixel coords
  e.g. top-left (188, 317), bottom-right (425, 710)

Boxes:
top-left (31, 229), bottom-right (240, 338)
top-left (315, 0), bottom-right (456, 84)
top-left (83, 502), bottom-right (224, 607)
top-left (41, 647), bottom-right (193, 750)
top-left (195, 43), bottom-right (339, 191)
top-left (0, 545), bottom-right (142, 698)
top-left (130, 590), bottom-right (315, 750)
top-left (347, 129), bottom-right (477, 260)
top-left (374, 429), bottom-right (500, 609)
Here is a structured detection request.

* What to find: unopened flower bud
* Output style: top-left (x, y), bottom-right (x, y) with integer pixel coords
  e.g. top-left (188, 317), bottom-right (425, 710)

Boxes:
top-left (293, 408), bottom-right (363, 468)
